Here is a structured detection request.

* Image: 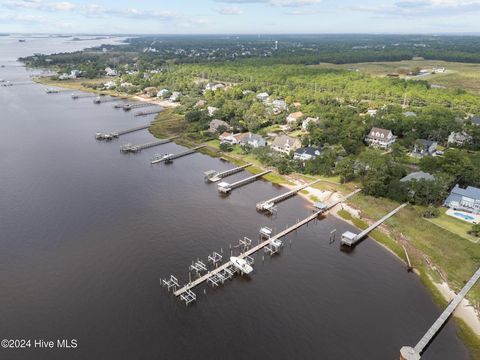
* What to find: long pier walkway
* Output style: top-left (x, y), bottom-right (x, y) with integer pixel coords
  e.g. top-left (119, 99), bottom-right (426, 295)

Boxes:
top-left (218, 170), bottom-right (271, 193)
top-left (135, 108), bottom-right (162, 117)
top-left (400, 266), bottom-right (480, 360)
top-left (72, 93), bottom-right (99, 99)
top-left (173, 210), bottom-right (322, 298)
top-left (256, 179), bottom-right (321, 213)
top-left (204, 163), bottom-right (253, 183)
top-left (94, 96), bottom-right (125, 104)
top-left (121, 102), bottom-right (155, 111)
top-left (341, 203), bottom-right (407, 246)
top-left (169, 188), bottom-right (361, 302)
top-left (95, 124), bottom-right (151, 140)
top-left (120, 138), bottom-right (175, 153)
top-left (151, 145), bottom-right (206, 164)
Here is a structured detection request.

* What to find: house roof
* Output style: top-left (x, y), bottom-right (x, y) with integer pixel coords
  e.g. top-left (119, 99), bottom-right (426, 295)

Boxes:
top-left (472, 116), bottom-right (480, 125)
top-left (288, 111), bottom-right (303, 119)
top-left (415, 139), bottom-right (436, 150)
top-left (239, 132), bottom-right (265, 144)
top-left (271, 135), bottom-right (300, 148)
top-left (400, 171), bottom-right (435, 182)
top-left (368, 127), bottom-right (393, 139)
top-left (234, 133), bottom-right (248, 141)
top-left (449, 184), bottom-right (480, 200)
top-left (209, 119), bottom-right (230, 130)
top-left (403, 111), bottom-right (417, 117)
top-left (295, 146), bottom-right (321, 157)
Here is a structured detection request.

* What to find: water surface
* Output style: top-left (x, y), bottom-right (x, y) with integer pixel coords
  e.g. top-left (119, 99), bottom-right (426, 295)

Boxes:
top-left (0, 36), bottom-right (471, 360)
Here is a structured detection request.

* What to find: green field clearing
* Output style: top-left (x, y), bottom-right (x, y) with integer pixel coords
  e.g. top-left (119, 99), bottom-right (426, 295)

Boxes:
top-left (314, 60), bottom-right (480, 94)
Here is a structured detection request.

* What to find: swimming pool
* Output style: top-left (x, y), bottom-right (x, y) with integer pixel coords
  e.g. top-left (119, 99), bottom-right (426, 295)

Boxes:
top-left (453, 212), bottom-right (475, 221)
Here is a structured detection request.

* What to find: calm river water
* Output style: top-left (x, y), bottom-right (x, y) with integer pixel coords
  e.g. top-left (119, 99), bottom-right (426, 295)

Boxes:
top-left (0, 35), bottom-right (471, 359)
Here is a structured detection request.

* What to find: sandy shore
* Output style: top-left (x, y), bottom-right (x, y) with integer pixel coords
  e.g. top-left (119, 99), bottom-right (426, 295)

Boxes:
top-left (133, 95), bottom-right (180, 108)
top-left (435, 280), bottom-right (480, 335)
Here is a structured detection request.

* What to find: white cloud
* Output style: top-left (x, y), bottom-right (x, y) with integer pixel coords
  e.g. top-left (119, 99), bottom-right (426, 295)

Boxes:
top-left (214, 6), bottom-right (244, 15)
top-left (350, 0), bottom-right (480, 16)
top-left (214, 0), bottom-right (320, 6)
top-left (270, 0), bottom-right (320, 7)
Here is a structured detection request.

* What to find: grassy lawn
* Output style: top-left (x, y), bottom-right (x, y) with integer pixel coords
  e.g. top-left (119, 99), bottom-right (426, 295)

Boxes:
top-left (348, 195), bottom-right (480, 305)
top-left (258, 124), bottom-right (282, 135)
top-left (426, 208), bottom-right (480, 244)
top-left (149, 109), bottom-right (187, 139)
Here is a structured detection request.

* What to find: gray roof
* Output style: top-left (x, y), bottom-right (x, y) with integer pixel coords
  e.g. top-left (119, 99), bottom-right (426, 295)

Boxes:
top-left (271, 135), bottom-right (301, 148)
top-left (367, 127), bottom-right (393, 140)
top-left (472, 116), bottom-right (480, 125)
top-left (400, 171), bottom-right (435, 182)
top-left (295, 146), bottom-right (321, 157)
top-left (449, 184), bottom-right (480, 200)
top-left (403, 111), bottom-right (417, 117)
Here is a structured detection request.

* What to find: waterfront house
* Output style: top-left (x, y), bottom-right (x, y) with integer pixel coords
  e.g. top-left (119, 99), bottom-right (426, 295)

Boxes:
top-left (219, 132), bottom-right (231, 142)
top-left (365, 127), bottom-right (396, 149)
top-left (302, 117), bottom-right (319, 131)
top-left (286, 111), bottom-right (304, 126)
top-left (238, 133), bottom-right (267, 148)
top-left (209, 119), bottom-right (231, 133)
top-left (272, 99), bottom-right (287, 114)
top-left (169, 91), bottom-right (182, 102)
top-left (400, 171), bottom-right (435, 183)
top-left (219, 132), bottom-right (241, 145)
top-left (207, 106), bottom-right (219, 117)
top-left (448, 131), bottom-right (472, 146)
top-left (105, 67), bottom-right (118, 76)
top-left (103, 81), bottom-right (116, 89)
top-left (157, 88), bottom-right (171, 98)
top-left (444, 184), bottom-right (480, 214)
top-left (294, 146), bottom-right (322, 161)
top-left (412, 139), bottom-right (437, 158)
top-left (270, 135), bottom-right (302, 154)
top-left (205, 83), bottom-right (225, 92)
top-left (256, 92), bottom-right (270, 103)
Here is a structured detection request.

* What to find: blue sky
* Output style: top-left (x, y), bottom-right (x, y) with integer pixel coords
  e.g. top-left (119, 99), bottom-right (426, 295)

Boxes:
top-left (1, 0), bottom-right (479, 34)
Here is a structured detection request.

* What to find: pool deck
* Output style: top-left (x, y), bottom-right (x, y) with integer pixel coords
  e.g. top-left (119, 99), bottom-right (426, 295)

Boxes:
top-left (446, 208), bottom-right (480, 225)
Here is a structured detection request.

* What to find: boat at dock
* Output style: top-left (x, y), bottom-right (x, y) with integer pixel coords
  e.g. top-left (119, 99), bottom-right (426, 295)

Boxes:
top-left (230, 257), bottom-right (253, 275)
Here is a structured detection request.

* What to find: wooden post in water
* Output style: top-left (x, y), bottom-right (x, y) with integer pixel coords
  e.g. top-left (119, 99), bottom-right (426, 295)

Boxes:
top-left (403, 245), bottom-right (413, 272)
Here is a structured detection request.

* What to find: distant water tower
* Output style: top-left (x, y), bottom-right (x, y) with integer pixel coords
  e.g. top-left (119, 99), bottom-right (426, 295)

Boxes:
top-left (275, 41), bottom-right (278, 50)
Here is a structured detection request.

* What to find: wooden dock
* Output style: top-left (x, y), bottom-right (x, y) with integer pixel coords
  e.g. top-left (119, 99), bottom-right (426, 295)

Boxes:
top-left (256, 179), bottom-right (321, 213)
top-left (95, 124), bottom-right (151, 141)
top-left (400, 267), bottom-right (480, 360)
top-left (341, 203), bottom-right (407, 246)
top-left (217, 170), bottom-right (271, 193)
top-left (93, 96), bottom-right (126, 104)
top-left (134, 108), bottom-right (162, 117)
top-left (122, 102), bottom-right (155, 111)
top-left (120, 138), bottom-right (175, 153)
top-left (1, 81), bottom-right (33, 87)
top-left (150, 145), bottom-right (206, 164)
top-left (204, 163), bottom-right (253, 182)
top-left (173, 210), bottom-right (323, 297)
top-left (72, 93), bottom-right (100, 99)
top-left (168, 188), bottom-right (361, 303)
